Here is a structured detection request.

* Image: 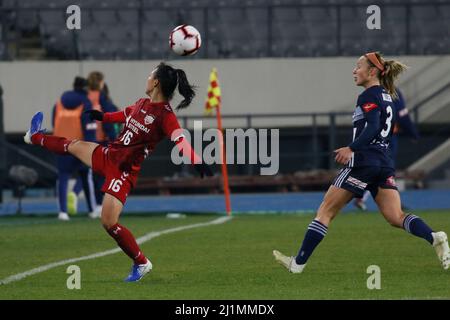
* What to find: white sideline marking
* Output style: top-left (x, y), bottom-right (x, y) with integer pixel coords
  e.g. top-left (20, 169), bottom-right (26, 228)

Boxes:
top-left (0, 216), bottom-right (232, 285)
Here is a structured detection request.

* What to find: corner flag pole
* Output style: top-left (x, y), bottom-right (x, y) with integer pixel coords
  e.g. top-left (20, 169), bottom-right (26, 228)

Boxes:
top-left (205, 68), bottom-right (231, 215)
top-left (215, 101), bottom-right (232, 216)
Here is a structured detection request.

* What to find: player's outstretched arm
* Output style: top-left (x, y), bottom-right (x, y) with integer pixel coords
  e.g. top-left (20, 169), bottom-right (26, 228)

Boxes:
top-left (348, 104), bottom-right (381, 152)
top-left (163, 111), bottom-right (213, 178)
top-left (162, 111), bottom-right (213, 178)
top-left (175, 137), bottom-right (213, 178)
top-left (84, 109), bottom-right (127, 123)
top-left (174, 137), bottom-right (213, 178)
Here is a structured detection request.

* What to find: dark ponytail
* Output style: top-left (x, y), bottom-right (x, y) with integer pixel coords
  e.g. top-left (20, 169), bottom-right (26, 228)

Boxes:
top-left (175, 69), bottom-right (195, 110)
top-left (154, 62), bottom-right (196, 110)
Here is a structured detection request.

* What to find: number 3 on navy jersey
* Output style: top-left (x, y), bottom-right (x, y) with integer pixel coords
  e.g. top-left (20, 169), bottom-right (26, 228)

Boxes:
top-left (381, 105), bottom-right (393, 138)
top-left (120, 130), bottom-right (134, 145)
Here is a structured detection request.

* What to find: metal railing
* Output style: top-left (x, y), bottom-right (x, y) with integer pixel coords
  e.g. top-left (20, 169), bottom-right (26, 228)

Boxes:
top-left (411, 80), bottom-right (450, 124)
top-left (175, 111), bottom-right (354, 171)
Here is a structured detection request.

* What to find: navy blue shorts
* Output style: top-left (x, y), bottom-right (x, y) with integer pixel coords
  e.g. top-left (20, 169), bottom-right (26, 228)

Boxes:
top-left (333, 166), bottom-right (398, 199)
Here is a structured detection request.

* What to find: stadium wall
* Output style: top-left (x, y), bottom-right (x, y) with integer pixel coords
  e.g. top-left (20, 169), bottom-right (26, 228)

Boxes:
top-left (0, 55), bottom-right (449, 133)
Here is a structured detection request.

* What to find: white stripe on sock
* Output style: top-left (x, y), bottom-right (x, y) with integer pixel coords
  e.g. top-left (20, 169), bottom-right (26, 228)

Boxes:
top-left (404, 215), bottom-right (418, 233)
top-left (308, 225), bottom-right (327, 237)
top-left (311, 220), bottom-right (328, 233)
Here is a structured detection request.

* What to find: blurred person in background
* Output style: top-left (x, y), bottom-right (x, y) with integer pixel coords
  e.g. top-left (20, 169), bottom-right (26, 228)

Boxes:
top-left (52, 76), bottom-right (97, 221)
top-left (68, 72), bottom-right (120, 218)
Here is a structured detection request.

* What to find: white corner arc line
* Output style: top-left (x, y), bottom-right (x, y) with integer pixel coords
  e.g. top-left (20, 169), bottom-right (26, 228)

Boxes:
top-left (0, 216), bottom-right (232, 285)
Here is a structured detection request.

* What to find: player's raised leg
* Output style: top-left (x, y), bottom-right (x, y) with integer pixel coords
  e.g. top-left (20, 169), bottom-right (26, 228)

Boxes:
top-left (24, 111), bottom-right (99, 167)
top-left (66, 140), bottom-right (99, 167)
top-left (375, 187), bottom-right (449, 270)
top-left (101, 193), bottom-right (152, 282)
top-left (274, 185), bottom-right (353, 273)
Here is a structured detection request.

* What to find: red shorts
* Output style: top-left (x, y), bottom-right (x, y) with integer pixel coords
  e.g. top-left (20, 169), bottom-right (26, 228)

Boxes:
top-left (91, 146), bottom-right (138, 204)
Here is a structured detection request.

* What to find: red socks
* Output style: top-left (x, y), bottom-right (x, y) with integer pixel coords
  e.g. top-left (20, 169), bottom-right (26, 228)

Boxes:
top-left (31, 133), bottom-right (71, 155)
top-left (107, 224), bottom-right (148, 265)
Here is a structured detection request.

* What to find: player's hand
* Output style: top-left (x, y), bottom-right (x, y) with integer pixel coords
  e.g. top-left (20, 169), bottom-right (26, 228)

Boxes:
top-left (334, 147), bottom-right (353, 165)
top-left (194, 163), bottom-right (213, 179)
top-left (84, 109), bottom-right (104, 121)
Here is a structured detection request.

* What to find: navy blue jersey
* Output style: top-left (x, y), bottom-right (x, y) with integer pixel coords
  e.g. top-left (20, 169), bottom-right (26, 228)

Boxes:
top-left (348, 85), bottom-right (395, 169)
top-left (389, 88), bottom-right (420, 164)
top-left (393, 89), bottom-right (419, 140)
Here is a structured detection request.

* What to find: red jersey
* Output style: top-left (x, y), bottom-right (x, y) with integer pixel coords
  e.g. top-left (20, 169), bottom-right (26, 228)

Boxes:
top-left (103, 98), bottom-right (183, 172)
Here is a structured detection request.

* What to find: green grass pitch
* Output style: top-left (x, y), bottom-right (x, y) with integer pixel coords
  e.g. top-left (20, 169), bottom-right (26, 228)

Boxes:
top-left (0, 211), bottom-right (449, 299)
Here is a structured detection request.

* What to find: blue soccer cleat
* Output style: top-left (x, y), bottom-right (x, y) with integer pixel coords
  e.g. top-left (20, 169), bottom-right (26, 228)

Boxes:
top-left (24, 111), bottom-right (44, 144)
top-left (124, 259), bottom-right (152, 282)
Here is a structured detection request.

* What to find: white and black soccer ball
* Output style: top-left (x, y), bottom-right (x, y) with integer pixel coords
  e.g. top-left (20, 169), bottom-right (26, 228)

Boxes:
top-left (169, 25), bottom-right (201, 56)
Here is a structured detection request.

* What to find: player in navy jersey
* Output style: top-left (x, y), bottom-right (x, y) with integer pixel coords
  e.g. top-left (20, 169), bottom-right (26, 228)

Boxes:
top-left (273, 52), bottom-right (449, 273)
top-left (354, 87), bottom-right (419, 210)
top-left (24, 62), bottom-right (213, 282)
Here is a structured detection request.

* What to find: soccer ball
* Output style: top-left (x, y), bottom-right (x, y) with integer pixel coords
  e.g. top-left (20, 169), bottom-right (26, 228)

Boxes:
top-left (169, 25), bottom-right (202, 56)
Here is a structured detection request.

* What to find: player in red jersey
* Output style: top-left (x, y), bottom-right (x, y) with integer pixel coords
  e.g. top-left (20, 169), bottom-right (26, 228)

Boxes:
top-left (24, 62), bottom-right (212, 282)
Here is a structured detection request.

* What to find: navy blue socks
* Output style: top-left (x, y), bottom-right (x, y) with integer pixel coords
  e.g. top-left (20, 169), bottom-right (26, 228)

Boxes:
top-left (403, 214), bottom-right (434, 244)
top-left (295, 219), bottom-right (328, 265)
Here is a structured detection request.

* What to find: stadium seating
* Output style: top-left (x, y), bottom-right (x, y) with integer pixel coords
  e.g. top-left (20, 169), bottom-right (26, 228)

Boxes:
top-left (0, 0), bottom-right (449, 60)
